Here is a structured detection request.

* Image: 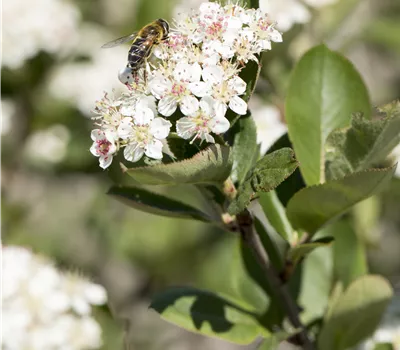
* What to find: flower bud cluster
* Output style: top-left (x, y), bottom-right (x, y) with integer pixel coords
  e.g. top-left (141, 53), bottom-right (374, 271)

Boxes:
top-left (2, 246), bottom-right (107, 350)
top-left (90, 2), bottom-right (282, 169)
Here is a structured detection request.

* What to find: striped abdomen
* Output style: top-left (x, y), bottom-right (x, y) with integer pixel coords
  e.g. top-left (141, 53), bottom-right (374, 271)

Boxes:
top-left (127, 37), bottom-right (154, 70)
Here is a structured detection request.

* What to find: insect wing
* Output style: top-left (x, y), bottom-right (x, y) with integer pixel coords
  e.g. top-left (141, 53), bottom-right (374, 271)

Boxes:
top-left (101, 33), bottom-right (137, 48)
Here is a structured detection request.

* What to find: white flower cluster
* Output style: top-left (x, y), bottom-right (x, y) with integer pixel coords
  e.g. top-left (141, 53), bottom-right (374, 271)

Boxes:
top-left (91, 2), bottom-right (282, 169)
top-left (2, 0), bottom-right (80, 69)
top-left (2, 245), bottom-right (107, 350)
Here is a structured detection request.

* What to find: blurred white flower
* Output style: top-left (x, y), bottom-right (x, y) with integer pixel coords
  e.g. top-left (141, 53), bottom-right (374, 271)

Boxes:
top-left (260, 0), bottom-right (339, 32)
top-left (260, 0), bottom-right (311, 32)
top-left (249, 97), bottom-right (287, 155)
top-left (1, 99), bottom-right (16, 135)
top-left (24, 124), bottom-right (71, 164)
top-left (303, 0), bottom-right (338, 8)
top-left (48, 25), bottom-right (127, 115)
top-left (390, 143), bottom-right (400, 178)
top-left (90, 129), bottom-right (118, 169)
top-left (1, 245), bottom-right (107, 350)
top-left (2, 0), bottom-right (80, 69)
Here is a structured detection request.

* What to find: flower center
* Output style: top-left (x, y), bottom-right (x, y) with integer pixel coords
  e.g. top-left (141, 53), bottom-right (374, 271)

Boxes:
top-left (97, 139), bottom-right (111, 155)
top-left (133, 125), bottom-right (151, 145)
top-left (171, 83), bottom-right (188, 97)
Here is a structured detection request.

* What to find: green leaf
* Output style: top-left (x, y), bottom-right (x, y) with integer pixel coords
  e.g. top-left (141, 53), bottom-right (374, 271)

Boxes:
top-left (107, 186), bottom-right (212, 222)
top-left (267, 133), bottom-right (306, 206)
top-left (294, 235), bottom-right (334, 323)
top-left (288, 237), bottom-right (334, 266)
top-left (259, 191), bottom-right (295, 243)
top-left (125, 144), bottom-right (232, 185)
top-left (286, 44), bottom-right (371, 186)
top-left (328, 220), bottom-right (368, 288)
top-left (318, 275), bottom-right (393, 350)
top-left (150, 287), bottom-right (267, 344)
top-left (231, 113), bottom-right (259, 185)
top-left (228, 148), bottom-right (299, 215)
top-left (326, 107), bottom-right (400, 180)
top-left (286, 167), bottom-right (395, 236)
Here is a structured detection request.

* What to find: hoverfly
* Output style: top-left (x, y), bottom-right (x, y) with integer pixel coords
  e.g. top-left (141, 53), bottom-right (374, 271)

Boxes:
top-left (102, 19), bottom-right (169, 84)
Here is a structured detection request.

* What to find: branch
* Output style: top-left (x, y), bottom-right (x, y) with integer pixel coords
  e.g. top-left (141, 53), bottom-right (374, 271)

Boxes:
top-left (236, 211), bottom-right (315, 349)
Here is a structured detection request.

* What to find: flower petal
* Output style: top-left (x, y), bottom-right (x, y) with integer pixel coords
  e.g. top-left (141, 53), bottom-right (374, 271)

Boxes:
top-left (211, 115), bottom-right (230, 134)
top-left (99, 154), bottom-right (113, 169)
top-left (229, 76), bottom-right (247, 95)
top-left (188, 81), bottom-right (211, 98)
top-left (117, 118), bottom-right (133, 139)
top-left (214, 100), bottom-right (228, 119)
top-left (199, 96), bottom-right (214, 115)
top-left (202, 65), bottom-right (224, 84)
top-left (176, 117), bottom-right (195, 139)
top-left (134, 107), bottom-right (154, 125)
top-left (158, 96), bottom-right (178, 117)
top-left (145, 139), bottom-right (163, 159)
top-left (180, 95), bottom-right (199, 116)
top-left (124, 143), bottom-right (144, 163)
top-left (150, 118), bottom-right (172, 139)
top-left (149, 78), bottom-right (172, 99)
top-left (229, 96), bottom-right (247, 115)
top-left (90, 143), bottom-right (99, 157)
top-left (91, 129), bottom-right (104, 141)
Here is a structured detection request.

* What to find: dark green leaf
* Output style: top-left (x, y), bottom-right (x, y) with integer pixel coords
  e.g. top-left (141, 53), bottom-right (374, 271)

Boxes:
top-left (125, 144), bottom-right (232, 185)
top-left (318, 275), bottom-right (393, 350)
top-left (150, 287), bottom-right (268, 344)
top-left (286, 44), bottom-right (371, 185)
top-left (326, 106), bottom-right (400, 180)
top-left (286, 167), bottom-right (395, 236)
top-left (267, 133), bottom-right (306, 206)
top-left (288, 237), bottom-right (334, 266)
top-left (108, 186), bottom-right (212, 222)
top-left (231, 113), bottom-right (259, 185)
top-left (228, 148), bottom-right (299, 215)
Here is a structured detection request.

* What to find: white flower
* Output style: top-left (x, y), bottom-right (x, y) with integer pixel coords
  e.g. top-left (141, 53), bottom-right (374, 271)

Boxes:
top-left (149, 62), bottom-right (202, 117)
top-left (24, 125), bottom-right (71, 164)
top-left (48, 25), bottom-right (127, 116)
top-left (259, 0), bottom-right (311, 32)
top-left (1, 245), bottom-right (107, 350)
top-left (90, 129), bottom-right (118, 169)
top-left (176, 96), bottom-right (230, 143)
top-left (2, 0), bottom-right (80, 69)
top-left (249, 97), bottom-right (287, 155)
top-left (118, 107), bottom-right (172, 162)
top-left (192, 64), bottom-right (248, 115)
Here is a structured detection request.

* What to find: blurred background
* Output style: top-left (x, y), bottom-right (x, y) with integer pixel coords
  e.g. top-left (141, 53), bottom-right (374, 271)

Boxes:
top-left (2, 0), bottom-right (400, 349)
